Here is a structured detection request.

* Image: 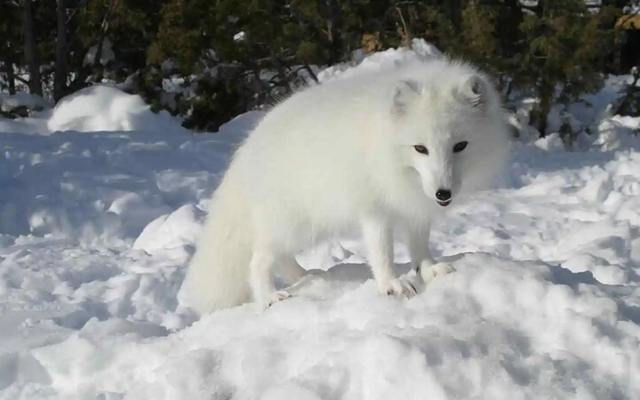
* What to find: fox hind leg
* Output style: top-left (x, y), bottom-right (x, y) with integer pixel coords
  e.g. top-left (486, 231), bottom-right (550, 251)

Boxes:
top-left (276, 255), bottom-right (307, 286)
top-left (249, 250), bottom-right (291, 309)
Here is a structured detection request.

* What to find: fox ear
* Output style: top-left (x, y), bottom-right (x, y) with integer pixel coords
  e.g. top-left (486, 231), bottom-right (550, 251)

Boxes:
top-left (458, 75), bottom-right (484, 107)
top-left (392, 79), bottom-right (421, 115)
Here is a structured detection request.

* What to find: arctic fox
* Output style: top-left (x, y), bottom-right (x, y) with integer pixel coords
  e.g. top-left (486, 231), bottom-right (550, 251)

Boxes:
top-left (180, 58), bottom-right (511, 314)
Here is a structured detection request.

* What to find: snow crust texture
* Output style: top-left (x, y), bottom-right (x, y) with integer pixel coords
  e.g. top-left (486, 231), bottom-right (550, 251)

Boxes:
top-left (1, 43), bottom-right (640, 399)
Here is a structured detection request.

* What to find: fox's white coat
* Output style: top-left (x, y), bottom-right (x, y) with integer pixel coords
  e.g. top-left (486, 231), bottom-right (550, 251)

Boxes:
top-left (180, 58), bottom-right (511, 314)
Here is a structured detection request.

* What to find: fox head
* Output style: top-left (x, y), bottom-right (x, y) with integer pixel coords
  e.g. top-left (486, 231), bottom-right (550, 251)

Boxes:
top-left (387, 61), bottom-right (510, 207)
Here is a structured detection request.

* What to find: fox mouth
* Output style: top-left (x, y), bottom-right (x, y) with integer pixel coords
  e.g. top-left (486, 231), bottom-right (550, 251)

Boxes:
top-left (436, 199), bottom-right (452, 207)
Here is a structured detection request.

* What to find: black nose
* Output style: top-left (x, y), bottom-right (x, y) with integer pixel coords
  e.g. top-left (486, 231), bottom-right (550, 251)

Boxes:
top-left (435, 189), bottom-right (452, 201)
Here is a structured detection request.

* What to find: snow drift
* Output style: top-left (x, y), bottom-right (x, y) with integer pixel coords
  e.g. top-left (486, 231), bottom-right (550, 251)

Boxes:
top-left (47, 84), bottom-right (189, 134)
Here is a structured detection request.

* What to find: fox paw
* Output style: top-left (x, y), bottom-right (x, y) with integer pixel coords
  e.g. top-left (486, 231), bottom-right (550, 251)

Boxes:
top-left (267, 290), bottom-right (291, 307)
top-left (380, 277), bottom-right (418, 299)
top-left (421, 262), bottom-right (456, 283)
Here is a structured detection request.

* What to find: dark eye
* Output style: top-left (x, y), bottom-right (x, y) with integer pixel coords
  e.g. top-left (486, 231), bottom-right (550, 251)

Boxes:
top-left (414, 145), bottom-right (428, 155)
top-left (453, 141), bottom-right (468, 153)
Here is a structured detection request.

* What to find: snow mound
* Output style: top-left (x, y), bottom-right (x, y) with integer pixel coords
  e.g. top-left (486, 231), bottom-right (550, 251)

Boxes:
top-left (27, 254), bottom-right (640, 399)
top-left (133, 205), bottom-right (205, 255)
top-left (318, 39), bottom-right (443, 83)
top-left (47, 84), bottom-right (189, 134)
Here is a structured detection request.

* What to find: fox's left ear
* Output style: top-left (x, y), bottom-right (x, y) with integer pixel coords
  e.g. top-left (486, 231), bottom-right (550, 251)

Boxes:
top-left (391, 79), bottom-right (422, 116)
top-left (457, 75), bottom-right (485, 107)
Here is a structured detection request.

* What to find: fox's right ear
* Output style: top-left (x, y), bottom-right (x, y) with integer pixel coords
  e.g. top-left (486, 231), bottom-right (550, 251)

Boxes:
top-left (457, 75), bottom-right (485, 107)
top-left (392, 79), bottom-right (421, 116)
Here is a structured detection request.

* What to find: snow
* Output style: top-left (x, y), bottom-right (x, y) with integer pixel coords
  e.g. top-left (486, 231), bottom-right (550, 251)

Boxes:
top-left (623, 3), bottom-right (640, 14)
top-left (317, 38), bottom-right (443, 83)
top-left (83, 38), bottom-right (116, 67)
top-left (520, 0), bottom-right (602, 7)
top-left (47, 84), bottom-right (189, 134)
top-left (0, 85), bottom-right (190, 136)
top-left (2, 41), bottom-right (640, 399)
top-left (0, 93), bottom-right (51, 113)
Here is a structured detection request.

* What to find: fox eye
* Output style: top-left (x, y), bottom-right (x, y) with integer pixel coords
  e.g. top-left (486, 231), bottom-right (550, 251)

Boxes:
top-left (453, 141), bottom-right (468, 153)
top-left (414, 145), bottom-right (428, 155)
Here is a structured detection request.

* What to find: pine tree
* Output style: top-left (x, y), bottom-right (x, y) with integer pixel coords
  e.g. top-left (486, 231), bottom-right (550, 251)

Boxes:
top-left (54, 0), bottom-right (68, 101)
top-left (21, 0), bottom-right (42, 96)
top-left (0, 1), bottom-right (21, 95)
top-left (614, 0), bottom-right (640, 118)
top-left (517, 0), bottom-right (615, 137)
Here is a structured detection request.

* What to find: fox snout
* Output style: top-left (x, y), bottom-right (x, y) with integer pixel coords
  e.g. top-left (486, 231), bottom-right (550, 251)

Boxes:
top-left (435, 188), bottom-right (452, 207)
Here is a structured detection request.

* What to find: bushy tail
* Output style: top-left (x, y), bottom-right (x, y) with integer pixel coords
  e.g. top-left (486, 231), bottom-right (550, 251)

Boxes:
top-left (179, 177), bottom-right (253, 315)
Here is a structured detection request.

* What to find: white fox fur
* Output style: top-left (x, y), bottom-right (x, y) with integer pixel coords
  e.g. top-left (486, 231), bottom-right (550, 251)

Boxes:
top-left (180, 58), bottom-right (511, 314)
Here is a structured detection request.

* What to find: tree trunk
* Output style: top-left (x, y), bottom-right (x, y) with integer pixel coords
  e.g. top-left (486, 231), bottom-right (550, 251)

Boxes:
top-left (323, 0), bottom-right (343, 65)
top-left (22, 0), bottom-right (42, 96)
top-left (5, 52), bottom-right (16, 95)
top-left (92, 33), bottom-right (106, 83)
top-left (54, 0), bottom-right (68, 101)
top-left (448, 0), bottom-right (462, 34)
top-left (534, 84), bottom-right (553, 137)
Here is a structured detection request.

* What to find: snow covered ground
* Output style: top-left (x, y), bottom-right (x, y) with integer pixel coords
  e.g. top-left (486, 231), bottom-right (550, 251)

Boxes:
top-left (1, 44), bottom-right (640, 400)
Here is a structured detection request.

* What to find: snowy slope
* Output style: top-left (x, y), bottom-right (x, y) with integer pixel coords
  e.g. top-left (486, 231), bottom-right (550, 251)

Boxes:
top-left (1, 45), bottom-right (640, 400)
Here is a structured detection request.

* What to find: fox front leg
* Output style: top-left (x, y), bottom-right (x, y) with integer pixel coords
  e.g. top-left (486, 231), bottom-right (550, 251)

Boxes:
top-left (406, 225), bottom-right (456, 283)
top-left (361, 215), bottom-right (417, 299)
